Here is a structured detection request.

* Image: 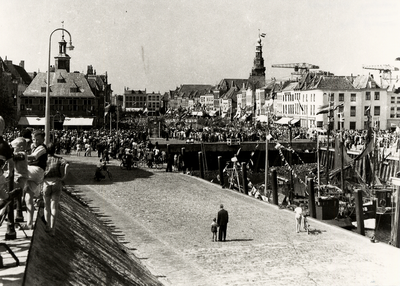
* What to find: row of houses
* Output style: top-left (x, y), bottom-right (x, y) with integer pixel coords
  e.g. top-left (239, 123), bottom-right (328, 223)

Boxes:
top-left (122, 33), bottom-right (399, 132)
top-left (2, 31), bottom-right (399, 131)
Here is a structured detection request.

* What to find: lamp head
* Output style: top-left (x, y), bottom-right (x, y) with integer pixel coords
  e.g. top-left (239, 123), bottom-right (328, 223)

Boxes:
top-left (68, 41), bottom-right (74, 51)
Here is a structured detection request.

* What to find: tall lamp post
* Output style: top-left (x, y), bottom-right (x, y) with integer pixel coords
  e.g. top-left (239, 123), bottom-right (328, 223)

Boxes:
top-left (45, 28), bottom-right (74, 145)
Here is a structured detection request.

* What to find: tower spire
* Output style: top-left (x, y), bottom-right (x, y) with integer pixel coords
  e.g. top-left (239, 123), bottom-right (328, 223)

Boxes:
top-left (54, 21), bottom-right (71, 72)
top-left (248, 30), bottom-right (266, 88)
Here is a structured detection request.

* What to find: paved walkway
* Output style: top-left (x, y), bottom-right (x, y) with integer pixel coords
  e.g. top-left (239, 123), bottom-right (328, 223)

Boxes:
top-left (65, 155), bottom-right (400, 286)
top-left (0, 207), bottom-right (36, 286)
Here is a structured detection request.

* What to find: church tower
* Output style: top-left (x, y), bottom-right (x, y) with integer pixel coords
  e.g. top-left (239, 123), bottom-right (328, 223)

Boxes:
top-left (54, 31), bottom-right (71, 72)
top-left (248, 33), bottom-right (266, 89)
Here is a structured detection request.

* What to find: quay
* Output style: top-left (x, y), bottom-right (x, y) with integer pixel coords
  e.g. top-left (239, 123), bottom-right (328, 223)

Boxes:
top-left (1, 154), bottom-right (400, 285)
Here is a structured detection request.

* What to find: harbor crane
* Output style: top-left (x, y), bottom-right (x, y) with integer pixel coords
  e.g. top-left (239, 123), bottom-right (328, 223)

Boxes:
top-left (271, 63), bottom-right (319, 75)
top-left (362, 64), bottom-right (399, 88)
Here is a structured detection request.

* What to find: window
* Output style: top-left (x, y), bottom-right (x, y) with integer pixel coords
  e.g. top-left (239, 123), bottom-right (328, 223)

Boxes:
top-left (70, 87), bottom-right (79, 93)
top-left (392, 97), bottom-right (395, 103)
top-left (374, 106), bottom-right (380, 116)
top-left (364, 106), bottom-right (370, 115)
top-left (350, 93), bottom-right (356, 102)
top-left (339, 93), bottom-right (344, 101)
top-left (349, 122), bottom-right (356, 129)
top-left (329, 93), bottom-right (334, 102)
top-left (374, 92), bottom-right (380, 100)
top-left (41, 87), bottom-right (46, 93)
top-left (350, 106), bottom-right (356, 117)
top-left (366, 92), bottom-right (371, 100)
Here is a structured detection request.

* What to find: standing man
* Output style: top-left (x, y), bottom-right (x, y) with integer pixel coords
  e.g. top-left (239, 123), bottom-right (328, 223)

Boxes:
top-left (217, 204), bottom-right (229, 242)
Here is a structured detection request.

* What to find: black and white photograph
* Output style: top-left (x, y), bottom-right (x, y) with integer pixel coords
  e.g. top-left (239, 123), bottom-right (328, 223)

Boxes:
top-left (1, 1), bottom-right (400, 285)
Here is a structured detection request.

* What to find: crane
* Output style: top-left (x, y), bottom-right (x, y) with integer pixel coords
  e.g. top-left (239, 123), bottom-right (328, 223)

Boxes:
top-left (271, 63), bottom-right (319, 75)
top-left (362, 64), bottom-right (399, 88)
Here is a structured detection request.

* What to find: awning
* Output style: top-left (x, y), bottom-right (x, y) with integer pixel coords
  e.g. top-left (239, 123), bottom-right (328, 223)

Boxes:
top-left (275, 117), bottom-right (300, 125)
top-left (63, 117), bottom-right (94, 126)
top-left (18, 117), bottom-right (45, 126)
top-left (125, 107), bottom-right (143, 112)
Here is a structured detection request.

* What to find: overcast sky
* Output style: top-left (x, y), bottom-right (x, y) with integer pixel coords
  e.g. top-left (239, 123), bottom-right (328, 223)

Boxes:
top-left (1, 0), bottom-right (400, 94)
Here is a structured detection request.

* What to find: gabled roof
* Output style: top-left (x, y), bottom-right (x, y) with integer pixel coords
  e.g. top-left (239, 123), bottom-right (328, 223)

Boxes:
top-left (23, 70), bottom-right (95, 98)
top-left (352, 74), bottom-right (379, 89)
top-left (216, 78), bottom-right (248, 91)
top-left (10, 64), bottom-right (32, 85)
top-left (282, 82), bottom-right (299, 92)
top-left (315, 76), bottom-right (355, 90)
top-left (0, 57), bottom-right (31, 85)
top-left (87, 75), bottom-right (106, 91)
top-left (173, 84), bottom-right (214, 98)
top-left (221, 86), bottom-right (239, 102)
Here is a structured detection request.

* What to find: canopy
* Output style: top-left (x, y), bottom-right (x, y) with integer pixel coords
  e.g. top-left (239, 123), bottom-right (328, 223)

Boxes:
top-left (125, 107), bottom-right (143, 112)
top-left (275, 117), bottom-right (299, 125)
top-left (63, 117), bottom-right (94, 126)
top-left (18, 116), bottom-right (45, 126)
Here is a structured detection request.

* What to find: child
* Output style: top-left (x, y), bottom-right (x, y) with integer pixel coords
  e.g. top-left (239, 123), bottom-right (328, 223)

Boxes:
top-left (85, 143), bottom-right (92, 157)
top-left (211, 217), bottom-right (218, 242)
top-left (76, 142), bottom-right (82, 156)
top-left (294, 204), bottom-right (304, 233)
top-left (11, 137), bottom-right (29, 191)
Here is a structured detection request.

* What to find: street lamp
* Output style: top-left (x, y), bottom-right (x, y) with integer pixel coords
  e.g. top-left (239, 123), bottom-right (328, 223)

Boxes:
top-left (45, 28), bottom-right (74, 145)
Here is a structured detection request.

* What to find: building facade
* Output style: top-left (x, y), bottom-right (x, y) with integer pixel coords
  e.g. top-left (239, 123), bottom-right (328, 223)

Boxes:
top-left (21, 34), bottom-right (107, 129)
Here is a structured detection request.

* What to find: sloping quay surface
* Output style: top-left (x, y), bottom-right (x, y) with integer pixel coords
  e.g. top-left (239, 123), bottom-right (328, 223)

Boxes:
top-left (23, 192), bottom-right (163, 286)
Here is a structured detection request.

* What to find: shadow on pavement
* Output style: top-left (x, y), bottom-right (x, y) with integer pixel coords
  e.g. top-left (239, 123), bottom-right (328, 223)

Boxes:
top-left (66, 157), bottom-right (157, 186)
top-left (223, 239), bottom-right (254, 242)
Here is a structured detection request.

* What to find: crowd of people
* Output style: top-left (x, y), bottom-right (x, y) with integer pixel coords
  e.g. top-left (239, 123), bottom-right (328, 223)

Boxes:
top-left (0, 117), bottom-right (69, 237)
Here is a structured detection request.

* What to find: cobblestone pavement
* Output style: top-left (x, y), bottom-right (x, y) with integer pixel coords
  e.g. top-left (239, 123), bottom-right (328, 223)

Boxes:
top-left (66, 154), bottom-right (400, 286)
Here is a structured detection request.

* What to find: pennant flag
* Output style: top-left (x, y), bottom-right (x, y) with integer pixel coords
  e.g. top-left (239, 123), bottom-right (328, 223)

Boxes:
top-left (316, 103), bottom-right (343, 115)
top-left (355, 140), bottom-right (374, 161)
top-left (364, 105), bottom-right (371, 116)
top-left (297, 99), bottom-right (304, 112)
top-left (260, 33), bottom-right (266, 37)
top-left (104, 103), bottom-right (111, 117)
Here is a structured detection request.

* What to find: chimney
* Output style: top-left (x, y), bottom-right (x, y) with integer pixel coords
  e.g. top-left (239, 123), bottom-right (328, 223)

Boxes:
top-left (87, 65), bottom-right (93, 75)
top-left (19, 60), bottom-right (25, 68)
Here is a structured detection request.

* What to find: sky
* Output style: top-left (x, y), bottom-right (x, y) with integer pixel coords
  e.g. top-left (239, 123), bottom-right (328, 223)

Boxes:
top-left (1, 0), bottom-right (400, 95)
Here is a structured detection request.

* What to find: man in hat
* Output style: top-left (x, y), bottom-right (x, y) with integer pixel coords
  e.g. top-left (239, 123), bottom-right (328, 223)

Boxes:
top-left (217, 204), bottom-right (229, 241)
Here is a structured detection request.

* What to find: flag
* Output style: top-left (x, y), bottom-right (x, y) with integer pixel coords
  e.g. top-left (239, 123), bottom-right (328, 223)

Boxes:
top-left (316, 103), bottom-right (343, 115)
top-left (355, 140), bottom-right (374, 161)
top-left (364, 105), bottom-right (371, 116)
top-left (260, 33), bottom-right (266, 37)
top-left (297, 99), bottom-right (304, 112)
top-left (104, 103), bottom-right (111, 117)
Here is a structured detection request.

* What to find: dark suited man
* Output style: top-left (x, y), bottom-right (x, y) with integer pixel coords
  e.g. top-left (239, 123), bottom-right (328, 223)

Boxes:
top-left (217, 204), bottom-right (229, 241)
